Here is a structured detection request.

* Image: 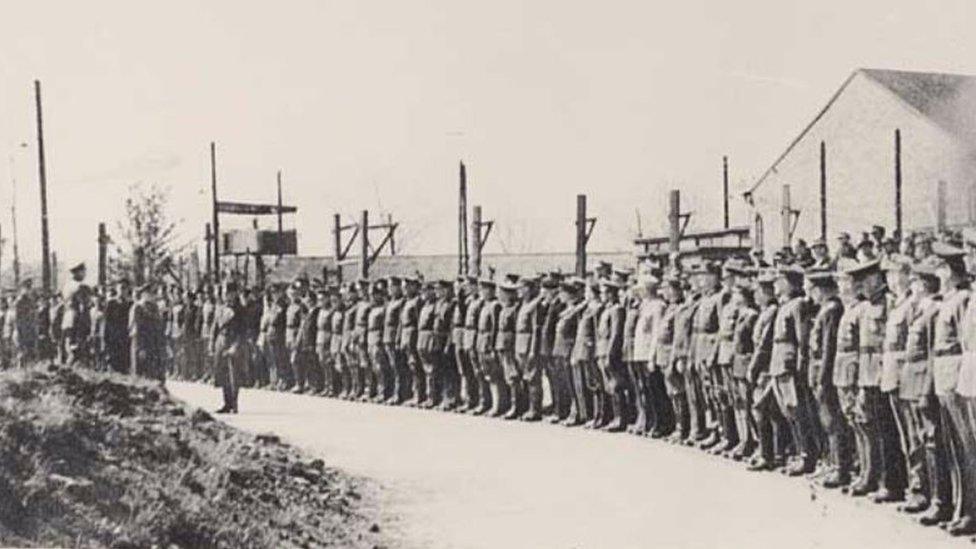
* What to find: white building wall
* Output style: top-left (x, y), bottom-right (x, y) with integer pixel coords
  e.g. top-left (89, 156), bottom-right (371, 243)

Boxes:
top-left (751, 71), bottom-right (976, 252)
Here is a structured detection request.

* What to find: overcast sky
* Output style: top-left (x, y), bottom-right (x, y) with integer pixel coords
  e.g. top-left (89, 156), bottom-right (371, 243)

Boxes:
top-left (1, 0), bottom-right (974, 273)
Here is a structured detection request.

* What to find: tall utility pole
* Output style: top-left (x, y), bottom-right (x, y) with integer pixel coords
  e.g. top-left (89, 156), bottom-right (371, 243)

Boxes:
top-left (894, 129), bottom-right (903, 237)
top-left (820, 141), bottom-right (827, 241)
top-left (937, 180), bottom-right (947, 231)
top-left (97, 223), bottom-right (108, 287)
top-left (781, 184), bottom-right (801, 248)
top-left (574, 194), bottom-right (596, 277)
top-left (210, 142), bottom-right (220, 285)
top-left (204, 223), bottom-right (212, 279)
top-left (470, 205), bottom-right (494, 277)
top-left (276, 170), bottom-right (284, 260)
top-left (34, 80), bottom-right (51, 293)
top-left (722, 156), bottom-right (730, 229)
top-left (458, 161), bottom-right (469, 276)
top-left (360, 210), bottom-right (369, 279)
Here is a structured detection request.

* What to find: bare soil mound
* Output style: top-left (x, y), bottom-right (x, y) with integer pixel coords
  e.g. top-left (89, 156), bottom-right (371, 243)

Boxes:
top-left (0, 365), bottom-right (385, 548)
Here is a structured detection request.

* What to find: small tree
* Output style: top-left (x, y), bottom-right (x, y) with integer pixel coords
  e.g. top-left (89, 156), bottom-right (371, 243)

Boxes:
top-left (110, 182), bottom-right (184, 287)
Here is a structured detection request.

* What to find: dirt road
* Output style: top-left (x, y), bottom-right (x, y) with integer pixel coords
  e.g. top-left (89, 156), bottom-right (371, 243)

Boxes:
top-left (168, 382), bottom-right (963, 549)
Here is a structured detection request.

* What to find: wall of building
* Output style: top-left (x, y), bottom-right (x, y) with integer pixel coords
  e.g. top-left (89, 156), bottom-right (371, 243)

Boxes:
top-left (750, 71), bottom-right (976, 252)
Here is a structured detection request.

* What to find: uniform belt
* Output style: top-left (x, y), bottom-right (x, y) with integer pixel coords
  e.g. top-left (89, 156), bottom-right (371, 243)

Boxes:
top-left (934, 348), bottom-right (961, 358)
top-left (859, 346), bottom-right (879, 353)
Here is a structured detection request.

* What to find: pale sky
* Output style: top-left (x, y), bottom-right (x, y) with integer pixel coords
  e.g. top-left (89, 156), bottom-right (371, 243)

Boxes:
top-left (1, 0), bottom-right (974, 274)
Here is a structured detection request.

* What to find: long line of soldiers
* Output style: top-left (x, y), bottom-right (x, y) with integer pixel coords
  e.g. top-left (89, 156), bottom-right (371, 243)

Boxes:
top-left (6, 227), bottom-right (976, 539)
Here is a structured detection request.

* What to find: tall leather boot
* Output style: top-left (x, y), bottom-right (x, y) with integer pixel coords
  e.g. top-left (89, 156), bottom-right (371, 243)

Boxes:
top-left (605, 393), bottom-right (626, 432)
top-left (522, 383), bottom-right (543, 421)
top-left (504, 382), bottom-right (522, 419)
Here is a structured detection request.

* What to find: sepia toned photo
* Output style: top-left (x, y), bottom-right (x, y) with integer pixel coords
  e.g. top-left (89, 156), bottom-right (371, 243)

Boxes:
top-left (1, 1), bottom-right (975, 547)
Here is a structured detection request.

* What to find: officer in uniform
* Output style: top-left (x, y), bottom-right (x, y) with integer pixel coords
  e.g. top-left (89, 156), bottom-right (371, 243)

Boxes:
top-left (367, 280), bottom-right (391, 403)
top-left (297, 284), bottom-right (323, 394)
top-left (515, 277), bottom-right (544, 421)
top-left (11, 279), bottom-right (37, 368)
top-left (433, 280), bottom-right (458, 410)
top-left (928, 245), bottom-right (976, 533)
top-left (200, 286), bottom-right (217, 383)
top-left (62, 262), bottom-right (92, 366)
top-left (452, 277), bottom-right (474, 412)
top-left (746, 269), bottom-right (787, 471)
top-left (878, 255), bottom-right (916, 502)
top-left (331, 287), bottom-right (350, 398)
top-left (727, 268), bottom-right (758, 460)
top-left (342, 283), bottom-right (362, 399)
top-left (689, 262), bottom-right (726, 449)
top-left (714, 261), bottom-right (744, 453)
top-left (129, 283), bottom-right (164, 382)
top-left (552, 277), bottom-right (583, 425)
top-left (657, 274), bottom-right (684, 441)
top-left (285, 280), bottom-right (309, 393)
top-left (770, 265), bottom-right (819, 476)
top-left (416, 281), bottom-right (439, 407)
top-left (462, 276), bottom-right (485, 413)
top-left (496, 280), bottom-right (521, 419)
top-left (399, 277), bottom-right (423, 405)
top-left (476, 279), bottom-right (504, 416)
top-left (805, 266), bottom-right (850, 486)
top-left (354, 280), bottom-right (374, 400)
top-left (383, 277), bottom-right (406, 404)
top-left (213, 281), bottom-right (245, 413)
top-left (574, 279), bottom-right (603, 428)
top-left (596, 279), bottom-right (627, 432)
top-left (848, 259), bottom-right (896, 497)
top-left (902, 258), bottom-right (946, 517)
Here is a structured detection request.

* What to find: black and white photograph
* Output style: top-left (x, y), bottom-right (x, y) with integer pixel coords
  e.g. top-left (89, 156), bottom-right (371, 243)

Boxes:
top-left (1, 1), bottom-right (976, 547)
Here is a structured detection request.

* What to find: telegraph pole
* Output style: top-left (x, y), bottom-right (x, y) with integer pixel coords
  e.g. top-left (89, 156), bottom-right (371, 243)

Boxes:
top-left (895, 129), bottom-right (903, 237)
top-left (8, 151), bottom-right (22, 287)
top-left (722, 156), bottom-right (730, 229)
top-left (575, 194), bottom-right (596, 277)
top-left (98, 223), bottom-right (108, 287)
top-left (458, 161), bottom-right (469, 275)
top-left (210, 142), bottom-right (220, 285)
top-left (34, 80), bottom-right (52, 293)
top-left (276, 170), bottom-right (283, 260)
top-left (360, 210), bottom-right (369, 279)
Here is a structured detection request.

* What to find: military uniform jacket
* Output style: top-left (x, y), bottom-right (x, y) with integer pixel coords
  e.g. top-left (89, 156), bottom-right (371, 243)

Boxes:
top-left (903, 297), bottom-right (940, 399)
top-left (571, 300), bottom-right (603, 363)
top-left (536, 297), bottom-right (563, 358)
top-left (833, 299), bottom-right (863, 387)
top-left (632, 298), bottom-right (664, 364)
top-left (129, 299), bottom-right (163, 365)
top-left (692, 289), bottom-right (728, 369)
top-left (462, 297), bottom-right (483, 351)
top-left (808, 297), bottom-right (842, 388)
top-left (622, 300), bottom-right (639, 362)
top-left (476, 299), bottom-right (501, 354)
top-left (201, 301), bottom-right (215, 342)
top-left (451, 295), bottom-right (468, 348)
top-left (957, 290), bottom-right (976, 397)
top-left (671, 295), bottom-right (701, 365)
top-left (316, 307), bottom-right (332, 353)
top-left (933, 288), bottom-right (969, 395)
top-left (12, 292), bottom-right (37, 349)
top-left (432, 298), bottom-right (454, 353)
top-left (212, 301), bottom-right (244, 358)
top-left (355, 301), bottom-right (371, 350)
top-left (653, 302), bottom-right (679, 370)
top-left (285, 302), bottom-right (307, 351)
top-left (514, 297), bottom-right (539, 355)
top-left (553, 300), bottom-right (583, 359)
top-left (170, 302), bottom-right (185, 341)
top-left (398, 297), bottom-right (421, 352)
top-left (342, 303), bottom-right (359, 354)
top-left (330, 308), bottom-right (345, 355)
top-left (769, 296), bottom-right (810, 377)
top-left (383, 298), bottom-right (403, 346)
top-left (716, 298), bottom-right (740, 366)
top-left (881, 292), bottom-right (916, 392)
top-left (417, 299), bottom-right (437, 354)
top-left (730, 306), bottom-right (758, 379)
top-left (61, 281), bottom-right (91, 337)
top-left (596, 301), bottom-right (624, 362)
top-left (296, 305), bottom-right (319, 351)
top-left (102, 297), bottom-right (130, 352)
top-left (857, 287), bottom-right (889, 387)
top-left (495, 302), bottom-right (518, 353)
top-left (367, 304), bottom-right (386, 350)
top-left (184, 302), bottom-right (201, 341)
top-left (746, 303), bottom-right (778, 383)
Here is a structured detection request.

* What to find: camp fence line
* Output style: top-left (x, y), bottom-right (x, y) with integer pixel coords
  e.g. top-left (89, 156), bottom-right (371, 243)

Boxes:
top-left (7, 226), bottom-right (976, 540)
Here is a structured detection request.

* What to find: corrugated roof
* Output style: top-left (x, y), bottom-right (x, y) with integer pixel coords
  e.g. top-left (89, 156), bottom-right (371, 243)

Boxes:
top-left (746, 68), bottom-right (976, 196)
